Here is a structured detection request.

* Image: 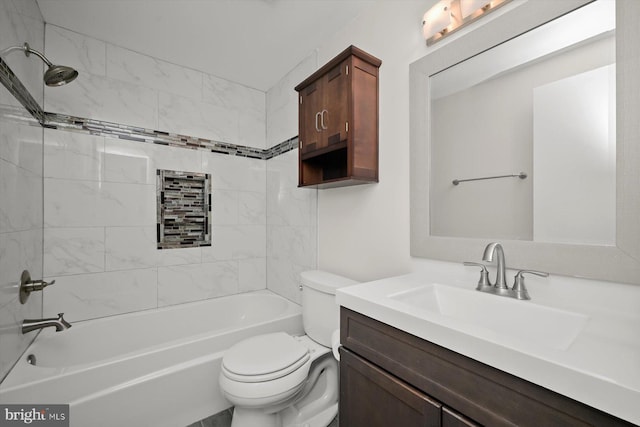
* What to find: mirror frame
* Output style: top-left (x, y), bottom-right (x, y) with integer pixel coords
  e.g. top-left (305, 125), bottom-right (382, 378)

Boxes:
top-left (410, 0), bottom-right (640, 285)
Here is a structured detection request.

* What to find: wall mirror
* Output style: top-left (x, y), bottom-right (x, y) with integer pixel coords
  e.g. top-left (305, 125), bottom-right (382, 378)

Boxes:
top-left (410, 0), bottom-right (640, 284)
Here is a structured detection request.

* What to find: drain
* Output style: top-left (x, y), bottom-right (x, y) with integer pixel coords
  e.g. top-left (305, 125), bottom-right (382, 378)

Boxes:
top-left (26, 354), bottom-right (36, 365)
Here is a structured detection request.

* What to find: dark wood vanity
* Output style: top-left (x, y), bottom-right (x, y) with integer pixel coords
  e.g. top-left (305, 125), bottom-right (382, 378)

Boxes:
top-left (339, 308), bottom-right (636, 427)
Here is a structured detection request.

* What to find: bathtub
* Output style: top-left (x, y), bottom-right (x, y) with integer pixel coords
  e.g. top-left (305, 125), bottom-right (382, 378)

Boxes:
top-left (0, 290), bottom-right (303, 427)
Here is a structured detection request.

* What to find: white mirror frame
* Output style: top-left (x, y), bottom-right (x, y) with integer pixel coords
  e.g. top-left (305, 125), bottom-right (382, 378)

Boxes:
top-left (410, 0), bottom-right (640, 285)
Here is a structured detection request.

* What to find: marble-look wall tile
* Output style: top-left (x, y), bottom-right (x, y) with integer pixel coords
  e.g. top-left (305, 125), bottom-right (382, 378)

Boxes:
top-left (44, 227), bottom-right (105, 276)
top-left (0, 0), bottom-right (44, 382)
top-left (202, 225), bottom-right (266, 262)
top-left (44, 179), bottom-right (103, 227)
top-left (266, 52), bottom-right (317, 147)
top-left (157, 261), bottom-right (239, 307)
top-left (106, 44), bottom-right (202, 100)
top-left (239, 258), bottom-right (267, 293)
top-left (211, 190), bottom-right (239, 225)
top-left (44, 128), bottom-right (104, 181)
top-left (239, 192), bottom-right (267, 225)
top-left (0, 118), bottom-right (42, 175)
top-left (10, 0), bottom-right (43, 21)
top-left (157, 246), bottom-right (201, 267)
top-left (43, 268), bottom-right (158, 321)
top-left (265, 148), bottom-right (317, 303)
top-left (203, 74), bottom-right (266, 148)
top-left (158, 91), bottom-right (237, 143)
top-left (203, 152), bottom-right (266, 193)
top-left (100, 182), bottom-right (156, 227)
top-left (266, 258), bottom-right (307, 305)
top-left (0, 229), bottom-right (43, 304)
top-left (0, 279), bottom-right (41, 380)
top-left (104, 138), bottom-right (202, 185)
top-left (0, 7), bottom-right (45, 104)
top-left (44, 71), bottom-right (158, 130)
top-left (265, 55), bottom-right (319, 303)
top-left (45, 25), bottom-right (106, 76)
top-left (35, 20), bottom-right (280, 324)
top-left (45, 179), bottom-right (155, 227)
top-left (267, 225), bottom-right (317, 268)
top-left (0, 159), bottom-right (42, 233)
top-left (105, 226), bottom-right (157, 271)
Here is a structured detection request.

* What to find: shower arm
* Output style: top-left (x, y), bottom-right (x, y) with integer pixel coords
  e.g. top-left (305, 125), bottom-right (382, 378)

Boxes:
top-left (0, 43), bottom-right (53, 67)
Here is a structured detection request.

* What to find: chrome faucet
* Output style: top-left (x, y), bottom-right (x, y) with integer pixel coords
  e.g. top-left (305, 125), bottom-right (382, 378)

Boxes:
top-left (465, 242), bottom-right (549, 300)
top-left (482, 242), bottom-right (508, 290)
top-left (22, 313), bottom-right (71, 334)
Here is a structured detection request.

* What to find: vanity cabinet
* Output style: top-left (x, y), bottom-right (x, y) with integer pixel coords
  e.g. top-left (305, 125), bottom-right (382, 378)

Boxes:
top-left (295, 45), bottom-right (381, 188)
top-left (340, 308), bottom-right (636, 427)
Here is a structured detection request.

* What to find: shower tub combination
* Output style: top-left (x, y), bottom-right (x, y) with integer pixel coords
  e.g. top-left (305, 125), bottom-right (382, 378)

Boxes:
top-left (0, 290), bottom-right (303, 427)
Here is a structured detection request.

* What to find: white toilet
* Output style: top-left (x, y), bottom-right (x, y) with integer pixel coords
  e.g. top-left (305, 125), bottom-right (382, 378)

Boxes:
top-left (219, 270), bottom-right (357, 427)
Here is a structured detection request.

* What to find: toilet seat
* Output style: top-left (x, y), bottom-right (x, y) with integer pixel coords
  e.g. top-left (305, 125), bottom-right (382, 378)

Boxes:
top-left (222, 332), bottom-right (310, 383)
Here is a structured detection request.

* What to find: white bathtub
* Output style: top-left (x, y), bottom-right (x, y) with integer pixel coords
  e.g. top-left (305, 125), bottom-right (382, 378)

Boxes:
top-left (0, 290), bottom-right (303, 427)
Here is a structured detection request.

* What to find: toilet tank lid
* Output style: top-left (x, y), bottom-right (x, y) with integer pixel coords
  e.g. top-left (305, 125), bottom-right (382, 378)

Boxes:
top-left (300, 270), bottom-right (359, 294)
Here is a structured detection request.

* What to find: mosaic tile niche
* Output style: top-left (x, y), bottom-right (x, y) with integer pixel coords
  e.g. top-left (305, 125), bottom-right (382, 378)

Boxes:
top-left (157, 169), bottom-right (212, 249)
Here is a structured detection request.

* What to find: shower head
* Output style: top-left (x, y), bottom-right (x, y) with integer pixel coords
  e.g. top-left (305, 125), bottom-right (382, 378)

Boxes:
top-left (1, 42), bottom-right (79, 86)
top-left (23, 42), bottom-right (79, 86)
top-left (43, 64), bottom-right (79, 87)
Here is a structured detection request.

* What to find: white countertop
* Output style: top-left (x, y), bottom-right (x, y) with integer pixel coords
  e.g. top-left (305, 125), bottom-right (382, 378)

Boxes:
top-left (336, 260), bottom-right (640, 425)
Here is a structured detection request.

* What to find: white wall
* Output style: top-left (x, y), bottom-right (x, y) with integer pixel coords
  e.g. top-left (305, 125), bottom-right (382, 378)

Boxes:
top-left (0, 0), bottom-right (45, 380)
top-left (312, 1), bottom-right (434, 281)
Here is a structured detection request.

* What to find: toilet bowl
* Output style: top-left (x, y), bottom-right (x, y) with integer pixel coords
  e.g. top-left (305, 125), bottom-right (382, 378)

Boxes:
top-left (218, 270), bottom-right (357, 427)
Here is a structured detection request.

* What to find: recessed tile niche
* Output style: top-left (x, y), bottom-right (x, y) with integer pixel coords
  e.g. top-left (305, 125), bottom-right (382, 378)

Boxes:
top-left (156, 169), bottom-right (211, 249)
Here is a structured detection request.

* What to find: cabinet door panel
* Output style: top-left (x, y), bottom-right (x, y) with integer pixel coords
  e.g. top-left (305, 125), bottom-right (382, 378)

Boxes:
top-left (322, 60), bottom-right (349, 147)
top-left (340, 348), bottom-right (441, 427)
top-left (299, 82), bottom-right (323, 154)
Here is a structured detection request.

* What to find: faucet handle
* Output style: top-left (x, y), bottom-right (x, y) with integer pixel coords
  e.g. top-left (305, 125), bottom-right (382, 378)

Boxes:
top-left (19, 270), bottom-right (56, 304)
top-left (512, 270), bottom-right (549, 300)
top-left (463, 262), bottom-right (491, 290)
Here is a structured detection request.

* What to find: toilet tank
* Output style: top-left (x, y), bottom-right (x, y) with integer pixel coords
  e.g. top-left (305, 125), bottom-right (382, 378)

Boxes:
top-left (300, 270), bottom-right (358, 347)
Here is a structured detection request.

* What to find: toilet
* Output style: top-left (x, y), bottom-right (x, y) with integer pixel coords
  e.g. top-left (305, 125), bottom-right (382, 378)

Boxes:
top-left (219, 270), bottom-right (357, 427)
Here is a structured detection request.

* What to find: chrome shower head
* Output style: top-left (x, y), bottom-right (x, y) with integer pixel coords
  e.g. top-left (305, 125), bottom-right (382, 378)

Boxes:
top-left (1, 42), bottom-right (79, 86)
top-left (43, 64), bottom-right (79, 87)
top-left (23, 42), bottom-right (79, 86)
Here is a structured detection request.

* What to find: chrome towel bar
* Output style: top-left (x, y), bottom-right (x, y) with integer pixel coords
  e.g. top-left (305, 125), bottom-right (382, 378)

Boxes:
top-left (452, 172), bottom-right (527, 186)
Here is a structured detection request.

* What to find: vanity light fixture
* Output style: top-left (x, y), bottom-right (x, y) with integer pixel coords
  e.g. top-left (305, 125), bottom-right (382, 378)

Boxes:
top-left (422, 0), bottom-right (511, 46)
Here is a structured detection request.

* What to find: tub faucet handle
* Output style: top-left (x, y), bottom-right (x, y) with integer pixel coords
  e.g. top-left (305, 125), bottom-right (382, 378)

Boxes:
top-left (19, 270), bottom-right (56, 304)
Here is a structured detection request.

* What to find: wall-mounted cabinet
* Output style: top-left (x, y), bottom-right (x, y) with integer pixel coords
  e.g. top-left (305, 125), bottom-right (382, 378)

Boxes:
top-left (295, 45), bottom-right (381, 188)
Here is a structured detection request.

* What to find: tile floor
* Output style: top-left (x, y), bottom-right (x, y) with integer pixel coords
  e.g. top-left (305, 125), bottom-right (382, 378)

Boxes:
top-left (186, 409), bottom-right (339, 427)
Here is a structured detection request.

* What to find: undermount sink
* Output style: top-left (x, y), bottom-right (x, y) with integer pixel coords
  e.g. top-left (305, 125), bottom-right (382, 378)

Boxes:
top-left (388, 284), bottom-right (589, 351)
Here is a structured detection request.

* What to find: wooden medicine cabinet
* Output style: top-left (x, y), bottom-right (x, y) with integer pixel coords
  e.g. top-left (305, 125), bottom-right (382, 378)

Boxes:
top-left (295, 45), bottom-right (381, 188)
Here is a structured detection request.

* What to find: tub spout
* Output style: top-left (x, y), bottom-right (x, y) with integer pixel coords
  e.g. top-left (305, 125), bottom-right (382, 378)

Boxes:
top-left (22, 313), bottom-right (71, 334)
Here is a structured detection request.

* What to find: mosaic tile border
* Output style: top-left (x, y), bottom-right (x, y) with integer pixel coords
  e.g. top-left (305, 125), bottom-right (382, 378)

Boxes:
top-left (0, 57), bottom-right (45, 124)
top-left (45, 112), bottom-right (298, 160)
top-left (0, 57), bottom-right (298, 160)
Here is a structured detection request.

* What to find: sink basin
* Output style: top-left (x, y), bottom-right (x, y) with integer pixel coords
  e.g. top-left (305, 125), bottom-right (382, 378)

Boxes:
top-left (388, 284), bottom-right (589, 350)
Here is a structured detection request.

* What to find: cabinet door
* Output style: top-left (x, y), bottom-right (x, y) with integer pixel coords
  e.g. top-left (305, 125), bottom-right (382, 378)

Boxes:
top-left (442, 407), bottom-right (481, 427)
top-left (298, 81), bottom-right (324, 154)
top-left (340, 348), bottom-right (442, 427)
top-left (321, 59), bottom-right (349, 147)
